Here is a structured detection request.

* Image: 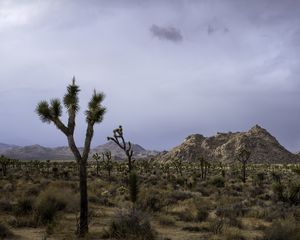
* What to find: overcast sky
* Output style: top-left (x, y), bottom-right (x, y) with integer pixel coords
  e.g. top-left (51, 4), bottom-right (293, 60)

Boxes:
top-left (1, 0), bottom-right (300, 151)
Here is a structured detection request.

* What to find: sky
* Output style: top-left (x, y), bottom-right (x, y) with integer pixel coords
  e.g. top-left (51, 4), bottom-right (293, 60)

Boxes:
top-left (0, 0), bottom-right (300, 152)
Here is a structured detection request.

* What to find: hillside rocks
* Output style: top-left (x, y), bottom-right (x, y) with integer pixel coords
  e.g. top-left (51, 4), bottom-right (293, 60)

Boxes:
top-left (159, 125), bottom-right (299, 164)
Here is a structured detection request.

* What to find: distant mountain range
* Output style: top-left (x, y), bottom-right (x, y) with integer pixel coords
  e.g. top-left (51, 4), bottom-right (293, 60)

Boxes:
top-left (0, 142), bottom-right (159, 160)
top-left (1, 125), bottom-right (299, 163)
top-left (158, 125), bottom-right (300, 164)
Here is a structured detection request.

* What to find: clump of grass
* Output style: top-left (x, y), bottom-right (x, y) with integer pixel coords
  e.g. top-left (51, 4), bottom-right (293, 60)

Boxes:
top-left (15, 196), bottom-right (34, 215)
top-left (35, 186), bottom-right (78, 225)
top-left (0, 222), bottom-right (13, 239)
top-left (223, 228), bottom-right (245, 240)
top-left (104, 209), bottom-right (157, 240)
top-left (158, 215), bottom-right (176, 226)
top-left (262, 217), bottom-right (300, 240)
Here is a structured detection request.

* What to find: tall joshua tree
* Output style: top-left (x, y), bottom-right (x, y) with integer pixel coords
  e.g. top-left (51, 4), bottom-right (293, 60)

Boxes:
top-left (35, 78), bottom-right (106, 236)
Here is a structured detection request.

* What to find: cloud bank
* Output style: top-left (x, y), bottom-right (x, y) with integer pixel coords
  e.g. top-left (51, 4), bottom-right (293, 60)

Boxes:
top-left (0, 0), bottom-right (300, 152)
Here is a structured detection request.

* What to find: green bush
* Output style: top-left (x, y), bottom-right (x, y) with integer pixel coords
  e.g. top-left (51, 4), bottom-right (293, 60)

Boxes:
top-left (272, 182), bottom-right (285, 201)
top-left (287, 181), bottom-right (300, 205)
top-left (210, 176), bottom-right (225, 188)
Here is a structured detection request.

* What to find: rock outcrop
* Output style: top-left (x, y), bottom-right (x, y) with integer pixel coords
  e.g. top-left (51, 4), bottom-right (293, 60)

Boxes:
top-left (159, 125), bottom-right (299, 164)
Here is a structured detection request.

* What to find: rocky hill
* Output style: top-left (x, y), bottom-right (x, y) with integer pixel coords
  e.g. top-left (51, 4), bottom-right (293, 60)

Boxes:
top-left (0, 142), bottom-right (158, 160)
top-left (158, 125), bottom-right (299, 164)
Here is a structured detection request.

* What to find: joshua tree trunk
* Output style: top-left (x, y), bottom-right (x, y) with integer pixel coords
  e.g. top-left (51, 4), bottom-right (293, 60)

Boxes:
top-left (242, 161), bottom-right (246, 183)
top-left (79, 161), bottom-right (88, 234)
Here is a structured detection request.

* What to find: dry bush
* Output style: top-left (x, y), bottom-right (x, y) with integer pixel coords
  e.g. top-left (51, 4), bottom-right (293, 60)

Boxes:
top-left (104, 209), bottom-right (157, 240)
top-left (262, 217), bottom-right (300, 240)
top-left (223, 228), bottom-right (245, 240)
top-left (35, 186), bottom-right (78, 225)
top-left (157, 215), bottom-right (176, 226)
top-left (0, 198), bottom-right (12, 212)
top-left (0, 222), bottom-right (13, 239)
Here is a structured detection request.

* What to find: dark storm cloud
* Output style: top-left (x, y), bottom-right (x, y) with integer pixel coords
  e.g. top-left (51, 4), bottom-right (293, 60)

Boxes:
top-left (150, 24), bottom-right (183, 42)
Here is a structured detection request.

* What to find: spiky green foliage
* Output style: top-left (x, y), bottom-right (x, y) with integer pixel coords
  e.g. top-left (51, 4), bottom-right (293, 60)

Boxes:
top-left (63, 77), bottom-right (80, 113)
top-left (50, 98), bottom-right (62, 118)
top-left (36, 99), bottom-right (63, 123)
top-left (36, 101), bottom-right (52, 123)
top-left (85, 90), bottom-right (106, 123)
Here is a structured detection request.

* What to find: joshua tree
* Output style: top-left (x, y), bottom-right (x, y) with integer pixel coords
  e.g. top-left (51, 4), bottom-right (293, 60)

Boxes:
top-left (0, 155), bottom-right (10, 177)
top-left (198, 156), bottom-right (209, 180)
top-left (107, 125), bottom-right (134, 173)
top-left (237, 147), bottom-right (251, 183)
top-left (92, 153), bottom-right (101, 176)
top-left (172, 156), bottom-right (184, 177)
top-left (35, 78), bottom-right (106, 236)
top-left (102, 151), bottom-right (113, 178)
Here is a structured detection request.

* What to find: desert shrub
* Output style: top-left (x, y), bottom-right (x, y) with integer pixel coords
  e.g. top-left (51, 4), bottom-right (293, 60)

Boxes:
top-left (0, 222), bottom-right (13, 239)
top-left (138, 188), bottom-right (165, 212)
top-left (158, 215), bottom-right (176, 226)
top-left (105, 209), bottom-right (156, 240)
top-left (216, 203), bottom-right (247, 218)
top-left (35, 187), bottom-right (77, 224)
top-left (182, 226), bottom-right (201, 232)
top-left (2, 183), bottom-right (14, 192)
top-left (210, 176), bottom-right (225, 188)
top-left (262, 218), bottom-right (300, 240)
top-left (25, 184), bottom-right (42, 196)
top-left (15, 196), bottom-right (34, 215)
top-left (0, 198), bottom-right (12, 212)
top-left (223, 228), bottom-right (245, 240)
top-left (8, 215), bottom-right (37, 228)
top-left (209, 218), bottom-right (224, 234)
top-left (35, 195), bottom-right (60, 224)
top-left (272, 182), bottom-right (285, 201)
top-left (287, 181), bottom-right (300, 205)
top-left (254, 171), bottom-right (265, 186)
top-left (166, 190), bottom-right (193, 205)
top-left (175, 208), bottom-right (194, 222)
top-left (196, 208), bottom-right (209, 222)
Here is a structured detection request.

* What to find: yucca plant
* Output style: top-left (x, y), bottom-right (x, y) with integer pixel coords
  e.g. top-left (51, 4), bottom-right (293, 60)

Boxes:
top-left (35, 77), bottom-right (106, 236)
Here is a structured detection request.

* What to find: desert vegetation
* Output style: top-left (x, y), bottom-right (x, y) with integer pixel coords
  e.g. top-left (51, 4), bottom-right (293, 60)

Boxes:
top-left (0, 153), bottom-right (299, 239)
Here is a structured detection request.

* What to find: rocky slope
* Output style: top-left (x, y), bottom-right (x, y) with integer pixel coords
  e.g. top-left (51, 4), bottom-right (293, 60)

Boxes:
top-left (159, 125), bottom-right (299, 164)
top-left (0, 142), bottom-right (158, 160)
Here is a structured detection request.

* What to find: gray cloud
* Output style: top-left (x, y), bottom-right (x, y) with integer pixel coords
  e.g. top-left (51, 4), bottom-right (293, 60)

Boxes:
top-left (0, 0), bottom-right (300, 152)
top-left (150, 24), bottom-right (183, 42)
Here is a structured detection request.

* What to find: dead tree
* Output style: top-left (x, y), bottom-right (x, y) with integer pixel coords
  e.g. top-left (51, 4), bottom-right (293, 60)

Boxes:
top-left (107, 125), bottom-right (134, 173)
top-left (36, 78), bottom-right (106, 236)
